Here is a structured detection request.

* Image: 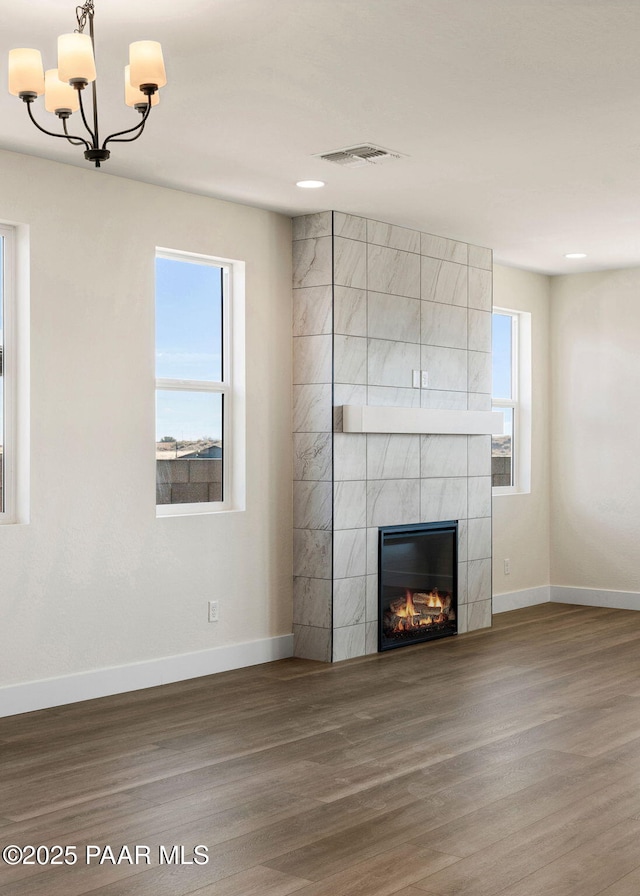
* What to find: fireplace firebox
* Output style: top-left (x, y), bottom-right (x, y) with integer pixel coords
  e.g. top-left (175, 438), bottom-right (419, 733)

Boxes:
top-left (378, 521), bottom-right (458, 651)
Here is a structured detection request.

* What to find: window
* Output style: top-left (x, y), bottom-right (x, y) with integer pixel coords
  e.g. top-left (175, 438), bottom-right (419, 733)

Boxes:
top-left (492, 307), bottom-right (531, 494)
top-left (155, 248), bottom-right (244, 514)
top-left (0, 225), bottom-right (15, 522)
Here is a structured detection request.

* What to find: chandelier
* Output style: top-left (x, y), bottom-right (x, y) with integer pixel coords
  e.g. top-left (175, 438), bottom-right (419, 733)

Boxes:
top-left (8, 1), bottom-right (167, 168)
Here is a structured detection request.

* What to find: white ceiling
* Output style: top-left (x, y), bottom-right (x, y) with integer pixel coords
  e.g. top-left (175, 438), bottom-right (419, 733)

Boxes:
top-left (2, 0), bottom-right (640, 274)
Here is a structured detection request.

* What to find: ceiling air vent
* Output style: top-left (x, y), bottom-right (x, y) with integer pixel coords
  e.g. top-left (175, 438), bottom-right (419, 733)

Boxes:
top-left (315, 144), bottom-right (407, 168)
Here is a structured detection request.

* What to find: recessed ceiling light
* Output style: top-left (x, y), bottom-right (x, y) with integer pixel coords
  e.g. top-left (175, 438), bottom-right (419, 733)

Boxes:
top-left (564, 253), bottom-right (587, 259)
top-left (296, 180), bottom-right (325, 189)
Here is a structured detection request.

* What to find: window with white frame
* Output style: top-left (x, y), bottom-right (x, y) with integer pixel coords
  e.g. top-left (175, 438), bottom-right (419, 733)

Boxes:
top-left (492, 307), bottom-right (531, 494)
top-left (0, 225), bottom-right (15, 522)
top-left (155, 248), bottom-right (244, 514)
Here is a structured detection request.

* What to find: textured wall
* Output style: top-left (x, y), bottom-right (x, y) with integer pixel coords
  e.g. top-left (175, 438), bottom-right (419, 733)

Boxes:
top-left (550, 267), bottom-right (640, 595)
top-left (0, 149), bottom-right (293, 689)
top-left (293, 211), bottom-right (493, 662)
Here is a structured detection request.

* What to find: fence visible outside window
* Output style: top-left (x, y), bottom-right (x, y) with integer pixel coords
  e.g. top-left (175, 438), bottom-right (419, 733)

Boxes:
top-left (155, 250), bottom-right (231, 512)
top-left (492, 307), bottom-right (531, 495)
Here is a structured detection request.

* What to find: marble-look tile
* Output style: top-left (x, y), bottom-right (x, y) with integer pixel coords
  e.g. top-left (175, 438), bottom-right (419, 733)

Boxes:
top-left (333, 433), bottom-right (367, 480)
top-left (468, 308), bottom-right (492, 353)
top-left (369, 338), bottom-right (421, 388)
top-left (293, 432), bottom-right (332, 481)
top-left (293, 285), bottom-right (332, 337)
top-left (333, 576), bottom-right (366, 627)
top-left (366, 573), bottom-right (378, 621)
top-left (293, 480), bottom-right (332, 530)
top-left (468, 244), bottom-right (493, 270)
top-left (468, 392), bottom-right (492, 411)
top-left (421, 232), bottom-right (468, 264)
top-left (293, 624), bottom-right (331, 662)
top-left (468, 476), bottom-right (492, 518)
top-left (457, 560), bottom-right (468, 606)
top-left (334, 383), bottom-right (366, 406)
top-left (421, 477), bottom-right (468, 522)
top-left (421, 389), bottom-right (468, 410)
top-left (293, 577), bottom-right (332, 628)
top-left (367, 479), bottom-right (421, 527)
top-left (367, 434), bottom-right (420, 479)
top-left (468, 517), bottom-right (492, 561)
top-left (334, 286), bottom-right (367, 336)
top-left (292, 212), bottom-right (332, 241)
top-left (333, 624), bottom-right (366, 662)
top-left (333, 383), bottom-right (367, 432)
top-left (334, 480), bottom-right (367, 529)
top-left (334, 237), bottom-right (367, 289)
top-left (367, 527), bottom-right (379, 574)
top-left (368, 291), bottom-right (421, 344)
top-left (293, 236), bottom-right (332, 288)
top-left (293, 528), bottom-right (332, 579)
top-left (468, 599), bottom-right (492, 632)
top-left (334, 212), bottom-right (366, 241)
top-left (421, 345), bottom-right (468, 392)
top-left (457, 518), bottom-right (468, 562)
top-left (368, 245), bottom-right (421, 298)
top-left (468, 350), bottom-right (492, 393)
top-left (468, 435), bottom-right (492, 476)
top-left (468, 266), bottom-right (492, 311)
top-left (421, 257), bottom-right (467, 307)
top-left (365, 621), bottom-right (378, 655)
top-left (334, 335), bottom-right (367, 385)
top-left (334, 528), bottom-right (367, 578)
top-left (421, 434), bottom-right (467, 478)
top-left (293, 334), bottom-right (332, 384)
top-left (457, 602), bottom-right (469, 634)
top-left (293, 384), bottom-right (332, 433)
top-left (421, 300), bottom-right (468, 350)
top-left (368, 386), bottom-right (421, 408)
top-left (367, 219), bottom-right (421, 254)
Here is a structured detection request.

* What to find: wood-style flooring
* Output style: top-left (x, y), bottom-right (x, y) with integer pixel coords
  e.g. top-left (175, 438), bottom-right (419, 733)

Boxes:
top-left (3, 603), bottom-right (640, 895)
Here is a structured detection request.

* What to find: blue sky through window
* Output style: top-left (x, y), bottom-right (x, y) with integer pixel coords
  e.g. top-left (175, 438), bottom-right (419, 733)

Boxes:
top-left (155, 257), bottom-right (223, 441)
top-left (492, 313), bottom-right (512, 400)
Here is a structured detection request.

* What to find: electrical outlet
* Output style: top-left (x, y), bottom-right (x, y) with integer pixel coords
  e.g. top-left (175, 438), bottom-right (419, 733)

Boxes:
top-left (208, 600), bottom-right (219, 622)
top-left (504, 559), bottom-right (511, 576)
top-left (412, 370), bottom-right (420, 389)
top-left (421, 370), bottom-right (429, 388)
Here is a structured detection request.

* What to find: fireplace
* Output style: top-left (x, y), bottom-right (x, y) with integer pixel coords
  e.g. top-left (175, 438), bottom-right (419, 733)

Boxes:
top-left (378, 521), bottom-right (458, 651)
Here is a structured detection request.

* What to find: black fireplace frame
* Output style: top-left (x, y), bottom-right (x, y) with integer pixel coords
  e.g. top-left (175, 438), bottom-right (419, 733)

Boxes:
top-left (378, 520), bottom-right (458, 652)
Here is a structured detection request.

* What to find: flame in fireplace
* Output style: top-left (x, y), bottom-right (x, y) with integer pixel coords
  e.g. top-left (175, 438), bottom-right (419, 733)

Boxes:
top-left (386, 588), bottom-right (450, 634)
top-left (396, 589), bottom-right (417, 618)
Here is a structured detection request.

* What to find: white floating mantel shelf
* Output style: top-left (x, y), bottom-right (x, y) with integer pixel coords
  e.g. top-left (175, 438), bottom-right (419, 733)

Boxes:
top-left (342, 405), bottom-right (503, 436)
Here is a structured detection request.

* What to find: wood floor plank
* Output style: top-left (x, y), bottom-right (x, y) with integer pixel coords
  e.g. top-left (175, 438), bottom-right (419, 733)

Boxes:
top-left (3, 605), bottom-right (640, 895)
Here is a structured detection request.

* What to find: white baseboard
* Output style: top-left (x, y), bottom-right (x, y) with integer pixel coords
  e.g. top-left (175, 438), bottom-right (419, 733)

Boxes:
top-left (0, 634), bottom-right (294, 719)
top-left (493, 586), bottom-right (551, 613)
top-left (551, 586), bottom-right (640, 611)
top-left (493, 585), bottom-right (640, 616)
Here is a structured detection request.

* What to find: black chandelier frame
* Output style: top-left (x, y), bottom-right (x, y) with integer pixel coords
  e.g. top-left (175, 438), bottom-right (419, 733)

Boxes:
top-left (19, 1), bottom-right (158, 168)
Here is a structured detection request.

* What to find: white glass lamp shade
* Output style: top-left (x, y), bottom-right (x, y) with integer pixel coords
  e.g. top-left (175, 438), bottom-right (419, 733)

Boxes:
top-left (57, 32), bottom-right (96, 84)
top-left (124, 65), bottom-right (159, 107)
top-left (45, 69), bottom-right (80, 113)
top-left (128, 41), bottom-right (166, 89)
top-left (8, 48), bottom-right (45, 96)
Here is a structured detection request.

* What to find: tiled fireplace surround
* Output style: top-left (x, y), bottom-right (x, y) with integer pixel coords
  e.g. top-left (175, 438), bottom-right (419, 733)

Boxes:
top-left (293, 211), bottom-right (493, 662)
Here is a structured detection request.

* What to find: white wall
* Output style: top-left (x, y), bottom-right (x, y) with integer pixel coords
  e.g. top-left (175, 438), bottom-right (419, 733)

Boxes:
top-left (0, 150), bottom-right (293, 702)
top-left (550, 267), bottom-right (640, 595)
top-left (492, 264), bottom-right (551, 600)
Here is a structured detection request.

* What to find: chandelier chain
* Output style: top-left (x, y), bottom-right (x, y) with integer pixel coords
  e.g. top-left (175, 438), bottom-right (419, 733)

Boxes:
top-left (75, 1), bottom-right (95, 35)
